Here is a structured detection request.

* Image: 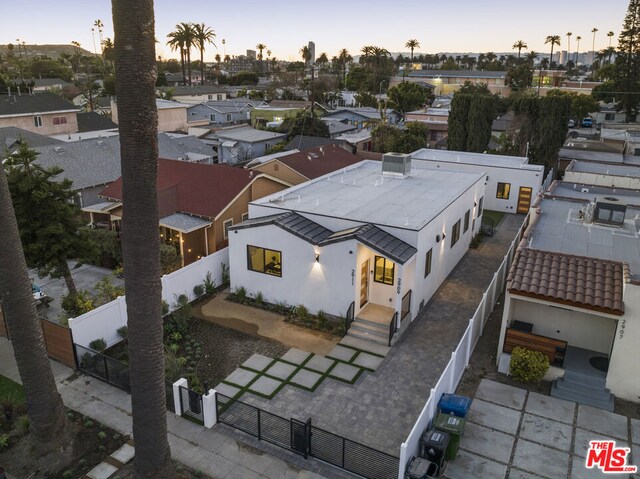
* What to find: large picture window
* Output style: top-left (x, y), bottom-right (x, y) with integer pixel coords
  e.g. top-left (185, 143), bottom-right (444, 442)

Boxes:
top-left (451, 219), bottom-right (461, 248)
top-left (464, 210), bottom-right (470, 233)
top-left (247, 245), bottom-right (282, 277)
top-left (374, 256), bottom-right (395, 285)
top-left (424, 248), bottom-right (432, 278)
top-left (496, 182), bottom-right (511, 199)
top-left (477, 197), bottom-right (484, 218)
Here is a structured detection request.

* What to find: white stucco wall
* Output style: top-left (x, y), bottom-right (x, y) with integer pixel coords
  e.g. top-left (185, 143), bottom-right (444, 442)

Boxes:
top-left (607, 283), bottom-right (640, 402)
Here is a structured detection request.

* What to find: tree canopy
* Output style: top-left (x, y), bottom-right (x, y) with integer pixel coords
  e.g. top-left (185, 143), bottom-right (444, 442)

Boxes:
top-left (387, 82), bottom-right (432, 116)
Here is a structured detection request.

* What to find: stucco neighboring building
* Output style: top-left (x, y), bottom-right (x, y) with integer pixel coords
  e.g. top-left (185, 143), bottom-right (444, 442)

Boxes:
top-left (206, 125), bottom-right (287, 164)
top-left (170, 85), bottom-right (228, 104)
top-left (0, 91), bottom-right (79, 135)
top-left (229, 154), bottom-right (487, 346)
top-left (111, 98), bottom-right (209, 133)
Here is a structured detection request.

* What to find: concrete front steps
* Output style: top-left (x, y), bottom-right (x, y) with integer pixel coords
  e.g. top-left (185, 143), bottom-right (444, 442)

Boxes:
top-left (347, 317), bottom-right (391, 347)
top-left (551, 369), bottom-right (614, 412)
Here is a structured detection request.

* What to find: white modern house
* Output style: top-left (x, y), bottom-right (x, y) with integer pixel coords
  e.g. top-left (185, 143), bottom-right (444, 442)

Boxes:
top-left (497, 181), bottom-right (640, 409)
top-left (229, 154), bottom-right (487, 345)
top-left (411, 148), bottom-right (545, 214)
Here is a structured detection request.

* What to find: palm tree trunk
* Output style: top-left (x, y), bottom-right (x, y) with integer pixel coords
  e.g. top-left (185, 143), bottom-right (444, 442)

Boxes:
top-left (112, 1), bottom-right (174, 476)
top-left (61, 261), bottom-right (77, 295)
top-left (187, 49), bottom-right (192, 86)
top-left (200, 48), bottom-right (205, 85)
top-left (0, 163), bottom-right (72, 455)
top-left (180, 49), bottom-right (186, 85)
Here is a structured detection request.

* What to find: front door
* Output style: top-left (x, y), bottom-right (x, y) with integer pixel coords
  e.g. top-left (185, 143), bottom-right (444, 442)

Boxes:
top-left (360, 260), bottom-right (369, 308)
top-left (517, 187), bottom-right (533, 214)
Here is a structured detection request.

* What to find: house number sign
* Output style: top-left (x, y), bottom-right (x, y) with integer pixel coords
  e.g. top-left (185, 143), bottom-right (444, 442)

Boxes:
top-left (397, 278), bottom-right (401, 294)
top-left (619, 319), bottom-right (626, 340)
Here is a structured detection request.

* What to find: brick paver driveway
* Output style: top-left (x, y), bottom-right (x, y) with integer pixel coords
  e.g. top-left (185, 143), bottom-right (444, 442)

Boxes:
top-left (240, 214), bottom-right (524, 455)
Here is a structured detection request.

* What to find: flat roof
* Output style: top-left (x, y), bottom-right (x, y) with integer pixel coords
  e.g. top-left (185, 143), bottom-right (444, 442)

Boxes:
top-left (252, 160), bottom-right (485, 231)
top-left (568, 160), bottom-right (640, 177)
top-left (547, 182), bottom-right (640, 207)
top-left (411, 148), bottom-right (543, 171)
top-left (529, 196), bottom-right (640, 275)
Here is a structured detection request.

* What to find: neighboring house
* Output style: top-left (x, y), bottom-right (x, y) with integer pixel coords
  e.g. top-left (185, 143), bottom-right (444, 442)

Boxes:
top-left (206, 125), bottom-right (287, 164)
top-left (251, 106), bottom-right (305, 128)
top-left (229, 154), bottom-right (487, 345)
top-left (34, 133), bottom-right (214, 207)
top-left (98, 159), bottom-right (290, 266)
top-left (497, 180), bottom-right (640, 408)
top-left (32, 78), bottom-right (73, 92)
top-left (563, 160), bottom-right (640, 189)
top-left (170, 85), bottom-right (228, 104)
top-left (187, 100), bottom-right (261, 127)
top-left (0, 126), bottom-right (63, 152)
top-left (111, 98), bottom-right (209, 133)
top-left (249, 145), bottom-right (363, 184)
top-left (558, 139), bottom-right (627, 167)
top-left (592, 103), bottom-right (627, 125)
top-left (0, 91), bottom-right (80, 135)
top-left (323, 107), bottom-right (401, 129)
top-left (335, 130), bottom-right (373, 152)
top-left (405, 107), bottom-right (450, 148)
top-left (491, 110), bottom-right (515, 139)
top-left (411, 148), bottom-right (544, 214)
top-left (164, 72), bottom-right (204, 86)
top-left (77, 111), bottom-right (118, 133)
top-left (395, 70), bottom-right (509, 95)
top-left (321, 118), bottom-right (357, 138)
top-left (284, 135), bottom-right (350, 152)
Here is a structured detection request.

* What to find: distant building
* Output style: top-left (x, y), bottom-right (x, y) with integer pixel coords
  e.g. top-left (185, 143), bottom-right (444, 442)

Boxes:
top-left (0, 91), bottom-right (80, 135)
top-left (246, 50), bottom-right (256, 60)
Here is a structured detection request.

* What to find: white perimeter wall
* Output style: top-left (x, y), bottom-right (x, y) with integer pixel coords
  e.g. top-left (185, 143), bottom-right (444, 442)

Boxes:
top-left (229, 224), bottom-right (356, 316)
top-left (414, 160), bottom-right (543, 213)
top-left (70, 248), bottom-right (229, 348)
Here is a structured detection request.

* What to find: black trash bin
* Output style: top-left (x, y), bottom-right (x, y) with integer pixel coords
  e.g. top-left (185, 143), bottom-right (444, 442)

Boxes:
top-left (405, 456), bottom-right (438, 479)
top-left (421, 428), bottom-right (450, 473)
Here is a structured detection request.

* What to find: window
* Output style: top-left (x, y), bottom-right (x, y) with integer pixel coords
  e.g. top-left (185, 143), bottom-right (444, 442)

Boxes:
top-left (226, 114), bottom-right (232, 122)
top-left (33, 116), bottom-right (43, 127)
top-left (217, 94), bottom-right (223, 101)
top-left (496, 182), bottom-right (511, 199)
top-left (605, 113), bottom-right (614, 121)
top-left (52, 116), bottom-right (67, 126)
top-left (242, 212), bottom-right (249, 221)
top-left (424, 248), bottom-right (432, 278)
top-left (247, 245), bottom-right (282, 277)
top-left (210, 114), bottom-right (216, 122)
top-left (374, 256), bottom-right (394, 285)
top-left (208, 94), bottom-right (213, 100)
top-left (223, 219), bottom-right (233, 239)
top-left (477, 197), bottom-right (484, 217)
top-left (451, 219), bottom-right (461, 247)
top-left (464, 210), bottom-right (470, 233)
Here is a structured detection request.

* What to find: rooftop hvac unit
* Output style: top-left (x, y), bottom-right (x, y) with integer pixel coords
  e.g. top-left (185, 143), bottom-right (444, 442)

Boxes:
top-left (382, 152), bottom-right (412, 177)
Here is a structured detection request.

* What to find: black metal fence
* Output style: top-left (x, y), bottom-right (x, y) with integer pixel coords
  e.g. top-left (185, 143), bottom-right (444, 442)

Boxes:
top-left (388, 312), bottom-right (398, 347)
top-left (401, 290), bottom-right (412, 322)
top-left (344, 301), bottom-right (355, 335)
top-left (179, 385), bottom-right (204, 424)
top-left (216, 393), bottom-right (399, 479)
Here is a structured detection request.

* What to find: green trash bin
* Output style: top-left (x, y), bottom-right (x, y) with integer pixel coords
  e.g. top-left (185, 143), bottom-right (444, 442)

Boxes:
top-left (433, 413), bottom-right (466, 460)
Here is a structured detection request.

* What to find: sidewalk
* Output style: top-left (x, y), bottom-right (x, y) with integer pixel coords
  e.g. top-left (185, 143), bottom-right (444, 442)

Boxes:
top-left (0, 337), bottom-right (340, 479)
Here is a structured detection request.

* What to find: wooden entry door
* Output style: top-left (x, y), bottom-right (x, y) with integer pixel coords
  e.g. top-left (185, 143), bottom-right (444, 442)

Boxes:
top-left (517, 187), bottom-right (533, 214)
top-left (360, 260), bottom-right (369, 308)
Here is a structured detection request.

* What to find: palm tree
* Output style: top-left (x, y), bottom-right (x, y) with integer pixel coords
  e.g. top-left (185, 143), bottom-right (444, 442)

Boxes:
top-left (566, 33), bottom-right (572, 65)
top-left (526, 50), bottom-right (539, 66)
top-left (512, 40), bottom-right (527, 59)
top-left (405, 39), bottom-right (420, 63)
top-left (102, 38), bottom-right (114, 73)
top-left (591, 28), bottom-right (599, 63)
top-left (94, 19), bottom-right (104, 52)
top-left (338, 48), bottom-right (352, 84)
top-left (193, 23), bottom-right (216, 84)
top-left (215, 53), bottom-right (221, 67)
top-left (607, 30), bottom-right (615, 47)
top-left (167, 27), bottom-right (187, 85)
top-left (545, 35), bottom-right (561, 67)
top-left (181, 22), bottom-right (195, 85)
top-left (112, 0), bottom-right (174, 476)
top-left (575, 35), bottom-right (582, 64)
top-left (0, 162), bottom-right (73, 460)
top-left (256, 43), bottom-right (266, 73)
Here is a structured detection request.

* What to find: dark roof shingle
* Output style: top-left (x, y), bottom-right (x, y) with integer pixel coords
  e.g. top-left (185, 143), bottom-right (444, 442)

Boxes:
top-left (507, 248), bottom-right (625, 315)
top-left (274, 145), bottom-right (361, 179)
top-left (0, 92), bottom-right (79, 116)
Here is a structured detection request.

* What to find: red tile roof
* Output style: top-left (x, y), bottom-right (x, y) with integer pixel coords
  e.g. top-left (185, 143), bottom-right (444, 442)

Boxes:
top-left (507, 248), bottom-right (625, 316)
top-left (276, 145), bottom-right (363, 179)
top-left (100, 158), bottom-right (258, 219)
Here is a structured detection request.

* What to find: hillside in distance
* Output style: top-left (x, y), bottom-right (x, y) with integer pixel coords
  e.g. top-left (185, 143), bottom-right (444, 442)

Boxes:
top-left (0, 44), bottom-right (95, 59)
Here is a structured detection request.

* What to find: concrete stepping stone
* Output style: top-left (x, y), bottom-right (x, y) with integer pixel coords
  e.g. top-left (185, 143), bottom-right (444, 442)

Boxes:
top-left (87, 462), bottom-right (118, 479)
top-left (328, 362), bottom-right (361, 383)
top-left (242, 353), bottom-right (273, 372)
top-left (215, 382), bottom-right (242, 399)
top-left (290, 369), bottom-right (323, 390)
top-left (352, 352), bottom-right (384, 371)
top-left (248, 376), bottom-right (282, 397)
top-left (304, 355), bottom-right (334, 373)
top-left (475, 378), bottom-right (526, 410)
top-left (577, 404), bottom-right (628, 440)
top-left (111, 442), bottom-right (135, 464)
top-left (265, 361), bottom-right (298, 380)
top-left (280, 348), bottom-right (311, 365)
top-left (225, 368), bottom-right (258, 388)
top-left (327, 345), bottom-right (357, 363)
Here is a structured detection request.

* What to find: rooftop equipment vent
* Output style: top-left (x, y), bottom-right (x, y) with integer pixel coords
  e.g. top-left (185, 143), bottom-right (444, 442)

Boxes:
top-left (593, 196), bottom-right (627, 228)
top-left (382, 152), bottom-right (412, 177)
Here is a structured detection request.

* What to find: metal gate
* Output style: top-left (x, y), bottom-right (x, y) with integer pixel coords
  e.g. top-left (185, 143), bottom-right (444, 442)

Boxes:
top-left (179, 385), bottom-right (204, 424)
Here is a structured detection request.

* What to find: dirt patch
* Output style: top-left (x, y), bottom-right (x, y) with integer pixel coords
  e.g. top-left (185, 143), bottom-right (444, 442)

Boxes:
top-left (456, 294), bottom-right (640, 420)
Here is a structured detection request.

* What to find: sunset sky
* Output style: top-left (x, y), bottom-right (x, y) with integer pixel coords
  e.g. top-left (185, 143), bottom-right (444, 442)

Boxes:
top-left (1, 0), bottom-right (628, 62)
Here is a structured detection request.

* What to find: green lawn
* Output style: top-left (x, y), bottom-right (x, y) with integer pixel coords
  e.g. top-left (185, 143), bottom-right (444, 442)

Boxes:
top-left (482, 210), bottom-right (506, 227)
top-left (0, 374), bottom-right (25, 405)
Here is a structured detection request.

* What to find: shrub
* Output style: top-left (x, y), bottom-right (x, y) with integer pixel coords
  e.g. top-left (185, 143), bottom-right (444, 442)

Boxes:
top-left (61, 290), bottom-right (95, 317)
top-left (316, 310), bottom-right (328, 329)
top-left (193, 284), bottom-right (205, 298)
top-left (94, 275), bottom-right (125, 305)
top-left (0, 434), bottom-right (8, 451)
top-left (274, 300), bottom-right (290, 314)
top-left (98, 444), bottom-right (106, 452)
top-left (233, 286), bottom-right (248, 303)
top-left (295, 304), bottom-right (309, 321)
top-left (62, 470), bottom-right (72, 479)
top-left (221, 263), bottom-right (230, 286)
top-left (162, 300), bottom-right (170, 316)
top-left (509, 347), bottom-right (550, 383)
top-left (1, 395), bottom-right (17, 420)
top-left (84, 420), bottom-right (94, 428)
top-left (203, 271), bottom-right (216, 295)
top-left (117, 325), bottom-right (128, 341)
top-left (58, 314), bottom-right (70, 327)
top-left (160, 243), bottom-right (182, 274)
top-left (15, 415), bottom-right (29, 436)
top-left (168, 343), bottom-right (179, 354)
top-left (97, 431), bottom-right (107, 440)
top-left (79, 458), bottom-right (88, 468)
top-left (89, 338), bottom-right (107, 352)
top-left (254, 291), bottom-right (264, 307)
top-left (170, 332), bottom-right (182, 342)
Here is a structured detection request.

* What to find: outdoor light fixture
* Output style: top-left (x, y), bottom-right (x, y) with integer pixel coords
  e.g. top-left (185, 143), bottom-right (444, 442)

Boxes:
top-left (443, 232), bottom-right (447, 239)
top-left (315, 253), bottom-right (320, 263)
top-left (436, 234), bottom-right (441, 243)
top-left (474, 201), bottom-right (477, 207)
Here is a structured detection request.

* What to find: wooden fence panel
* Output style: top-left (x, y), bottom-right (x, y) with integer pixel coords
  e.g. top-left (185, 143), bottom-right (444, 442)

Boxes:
top-left (41, 319), bottom-right (76, 369)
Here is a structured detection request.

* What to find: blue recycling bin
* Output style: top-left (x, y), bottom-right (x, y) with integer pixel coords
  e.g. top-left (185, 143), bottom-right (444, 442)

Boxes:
top-left (438, 394), bottom-right (472, 418)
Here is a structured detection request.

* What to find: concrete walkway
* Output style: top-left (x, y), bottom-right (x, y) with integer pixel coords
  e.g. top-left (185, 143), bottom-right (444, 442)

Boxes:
top-left (240, 214), bottom-right (525, 455)
top-left (0, 337), bottom-right (344, 479)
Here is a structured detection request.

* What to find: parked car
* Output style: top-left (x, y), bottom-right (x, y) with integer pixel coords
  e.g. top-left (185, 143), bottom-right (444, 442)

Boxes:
top-left (581, 118), bottom-right (593, 128)
top-left (568, 119), bottom-right (576, 128)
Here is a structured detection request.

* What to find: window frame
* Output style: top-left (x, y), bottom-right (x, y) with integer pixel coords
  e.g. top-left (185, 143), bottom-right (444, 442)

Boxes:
top-left (33, 115), bottom-right (43, 127)
top-left (373, 255), bottom-right (395, 285)
top-left (247, 245), bottom-right (282, 277)
top-left (496, 182), bottom-right (511, 200)
top-left (451, 219), bottom-right (461, 248)
top-left (477, 197), bottom-right (484, 218)
top-left (424, 248), bottom-right (433, 278)
top-left (464, 210), bottom-right (470, 233)
top-left (223, 218), bottom-right (233, 239)
top-left (52, 116), bottom-right (67, 126)
top-left (241, 212), bottom-right (249, 221)
top-left (210, 113), bottom-right (216, 122)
